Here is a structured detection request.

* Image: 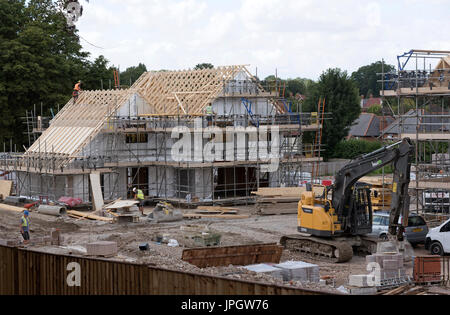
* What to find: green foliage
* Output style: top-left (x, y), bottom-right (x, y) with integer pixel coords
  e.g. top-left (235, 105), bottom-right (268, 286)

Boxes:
top-left (194, 63), bottom-right (214, 70)
top-left (0, 0), bottom-right (89, 147)
top-left (352, 61), bottom-right (395, 98)
top-left (366, 104), bottom-right (382, 115)
top-left (333, 139), bottom-right (383, 160)
top-left (83, 55), bottom-right (114, 90)
top-left (303, 68), bottom-right (361, 159)
top-left (0, 0), bottom-right (148, 148)
top-left (119, 63), bottom-right (147, 88)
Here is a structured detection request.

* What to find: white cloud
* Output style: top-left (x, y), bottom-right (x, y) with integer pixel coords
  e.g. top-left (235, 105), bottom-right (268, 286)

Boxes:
top-left (76, 0), bottom-right (450, 80)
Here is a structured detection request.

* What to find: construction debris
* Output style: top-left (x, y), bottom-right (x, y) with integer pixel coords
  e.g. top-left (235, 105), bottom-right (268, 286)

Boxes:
top-left (148, 202), bottom-right (183, 223)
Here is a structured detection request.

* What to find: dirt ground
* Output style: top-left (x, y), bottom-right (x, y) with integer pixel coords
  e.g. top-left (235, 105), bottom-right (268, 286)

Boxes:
top-left (0, 204), bottom-right (440, 294)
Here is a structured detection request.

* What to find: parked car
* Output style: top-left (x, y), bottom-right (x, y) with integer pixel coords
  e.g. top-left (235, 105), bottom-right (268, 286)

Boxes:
top-left (425, 218), bottom-right (450, 256)
top-left (369, 212), bottom-right (429, 246)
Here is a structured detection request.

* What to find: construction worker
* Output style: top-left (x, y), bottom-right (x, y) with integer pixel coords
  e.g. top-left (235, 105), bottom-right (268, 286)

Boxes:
top-left (205, 103), bottom-right (215, 126)
top-left (20, 211), bottom-right (30, 245)
top-left (72, 80), bottom-right (82, 102)
top-left (133, 187), bottom-right (145, 216)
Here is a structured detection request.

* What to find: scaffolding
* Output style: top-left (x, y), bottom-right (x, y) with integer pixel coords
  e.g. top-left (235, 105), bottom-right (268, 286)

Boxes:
top-left (380, 49), bottom-right (450, 221)
top-left (0, 73), bottom-right (330, 208)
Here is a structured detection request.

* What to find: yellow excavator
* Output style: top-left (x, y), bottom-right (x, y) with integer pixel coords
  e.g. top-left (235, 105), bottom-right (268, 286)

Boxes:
top-left (281, 138), bottom-right (415, 263)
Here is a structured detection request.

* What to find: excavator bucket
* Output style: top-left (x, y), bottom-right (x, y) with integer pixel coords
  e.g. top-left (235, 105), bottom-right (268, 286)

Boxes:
top-left (376, 240), bottom-right (414, 262)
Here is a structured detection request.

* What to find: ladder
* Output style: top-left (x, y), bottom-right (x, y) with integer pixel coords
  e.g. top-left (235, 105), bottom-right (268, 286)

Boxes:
top-left (311, 97), bottom-right (326, 182)
top-left (113, 69), bottom-right (120, 89)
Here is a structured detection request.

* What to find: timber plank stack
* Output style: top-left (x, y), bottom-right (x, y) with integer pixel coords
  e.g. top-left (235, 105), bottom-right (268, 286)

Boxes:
top-left (252, 187), bottom-right (325, 215)
top-left (361, 176), bottom-right (393, 212)
top-left (67, 210), bottom-right (114, 223)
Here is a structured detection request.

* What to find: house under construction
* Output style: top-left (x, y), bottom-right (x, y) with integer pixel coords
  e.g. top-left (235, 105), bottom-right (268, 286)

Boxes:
top-left (380, 49), bottom-right (450, 216)
top-left (0, 66), bottom-right (325, 206)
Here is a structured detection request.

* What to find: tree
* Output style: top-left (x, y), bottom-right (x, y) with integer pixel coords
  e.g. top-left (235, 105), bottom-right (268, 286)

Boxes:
top-left (351, 61), bottom-right (395, 98)
top-left (119, 63), bottom-right (147, 88)
top-left (366, 104), bottom-right (383, 116)
top-left (83, 55), bottom-right (115, 90)
top-left (194, 63), bottom-right (214, 70)
top-left (0, 0), bottom-right (89, 147)
top-left (303, 68), bottom-right (361, 159)
top-left (333, 139), bottom-right (383, 159)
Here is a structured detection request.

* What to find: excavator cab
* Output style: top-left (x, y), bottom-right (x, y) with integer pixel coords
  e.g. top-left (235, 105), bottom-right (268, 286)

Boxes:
top-left (298, 182), bottom-right (373, 238)
top-left (346, 182), bottom-right (373, 236)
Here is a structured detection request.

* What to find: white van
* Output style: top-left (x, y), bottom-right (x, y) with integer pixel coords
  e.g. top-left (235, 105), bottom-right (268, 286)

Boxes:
top-left (425, 219), bottom-right (450, 256)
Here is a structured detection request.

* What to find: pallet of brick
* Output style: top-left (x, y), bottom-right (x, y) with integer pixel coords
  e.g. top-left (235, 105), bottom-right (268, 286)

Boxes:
top-left (365, 253), bottom-right (406, 282)
top-left (85, 241), bottom-right (118, 257)
top-left (243, 264), bottom-right (284, 280)
top-left (275, 261), bottom-right (320, 283)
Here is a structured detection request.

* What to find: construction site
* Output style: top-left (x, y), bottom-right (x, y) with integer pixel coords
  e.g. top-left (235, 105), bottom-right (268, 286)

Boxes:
top-left (1, 51), bottom-right (450, 296)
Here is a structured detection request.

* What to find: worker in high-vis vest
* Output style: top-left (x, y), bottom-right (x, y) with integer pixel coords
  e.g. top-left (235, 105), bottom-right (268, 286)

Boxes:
top-left (20, 210), bottom-right (31, 245)
top-left (72, 80), bottom-right (82, 102)
top-left (205, 104), bottom-right (215, 126)
top-left (133, 187), bottom-right (145, 216)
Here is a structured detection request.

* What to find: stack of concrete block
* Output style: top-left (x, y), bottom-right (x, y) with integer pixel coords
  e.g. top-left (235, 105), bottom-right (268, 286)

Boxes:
top-left (86, 241), bottom-right (118, 257)
top-left (349, 253), bottom-right (407, 288)
top-left (275, 261), bottom-right (320, 283)
top-left (366, 253), bottom-right (406, 281)
top-left (244, 264), bottom-right (284, 280)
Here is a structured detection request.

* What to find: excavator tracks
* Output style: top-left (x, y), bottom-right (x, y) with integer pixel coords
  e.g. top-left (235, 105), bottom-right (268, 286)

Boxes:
top-left (280, 235), bottom-right (354, 263)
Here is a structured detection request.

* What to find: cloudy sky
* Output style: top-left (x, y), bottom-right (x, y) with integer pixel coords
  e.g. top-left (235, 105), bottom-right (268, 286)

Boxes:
top-left (76, 0), bottom-right (450, 80)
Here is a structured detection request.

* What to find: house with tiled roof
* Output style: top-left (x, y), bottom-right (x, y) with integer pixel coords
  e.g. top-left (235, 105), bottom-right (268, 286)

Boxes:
top-left (9, 66), bottom-right (322, 205)
top-left (348, 113), bottom-right (394, 141)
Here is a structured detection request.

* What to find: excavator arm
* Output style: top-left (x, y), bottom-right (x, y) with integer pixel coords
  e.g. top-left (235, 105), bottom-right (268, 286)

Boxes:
top-left (331, 138), bottom-right (414, 240)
